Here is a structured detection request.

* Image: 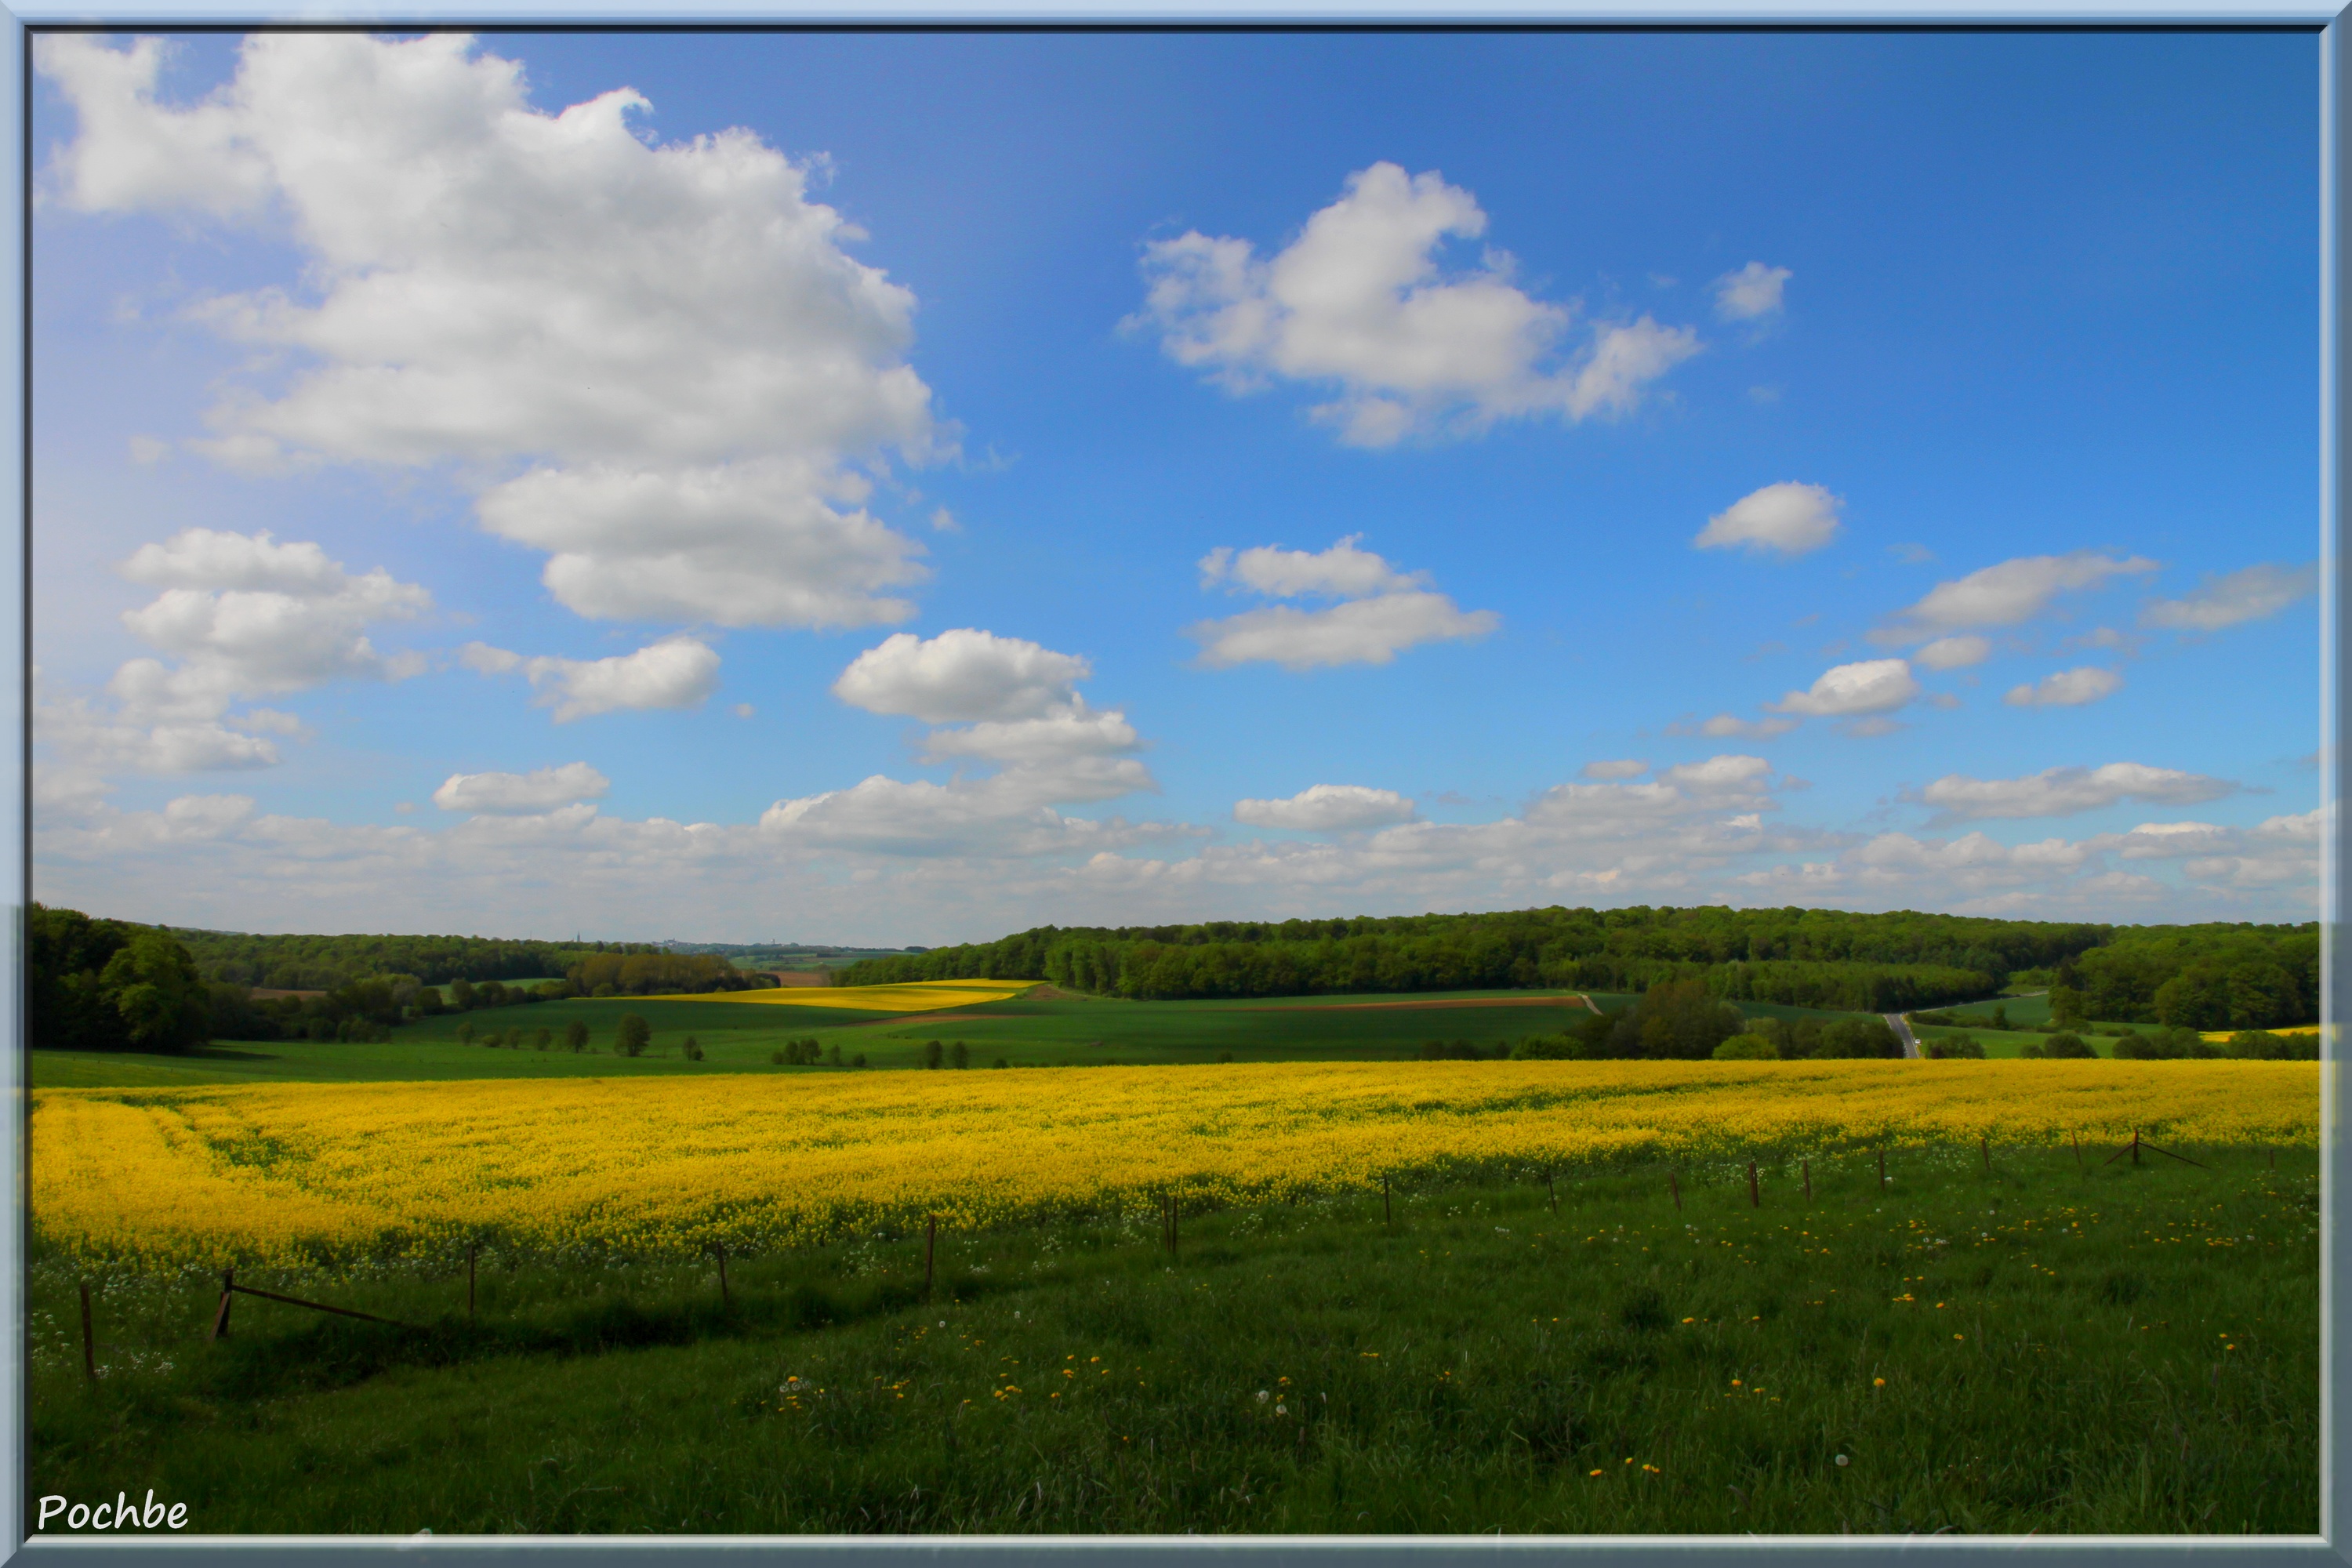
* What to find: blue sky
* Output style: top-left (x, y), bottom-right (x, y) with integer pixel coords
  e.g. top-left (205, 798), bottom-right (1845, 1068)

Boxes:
top-left (30, 29), bottom-right (2322, 942)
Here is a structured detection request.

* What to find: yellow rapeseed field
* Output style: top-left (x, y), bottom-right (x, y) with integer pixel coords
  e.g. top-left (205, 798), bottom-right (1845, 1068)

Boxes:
top-left (640, 978), bottom-right (1036, 1012)
top-left (31, 1060), bottom-right (2318, 1270)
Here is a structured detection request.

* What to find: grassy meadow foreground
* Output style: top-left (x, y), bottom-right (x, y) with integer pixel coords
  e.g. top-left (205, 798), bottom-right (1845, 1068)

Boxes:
top-left (28, 1054), bottom-right (2321, 1534)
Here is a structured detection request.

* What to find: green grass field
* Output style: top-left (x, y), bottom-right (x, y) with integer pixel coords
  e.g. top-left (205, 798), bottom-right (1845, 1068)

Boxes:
top-left (31, 989), bottom-right (1617, 1087)
top-left (27, 1148), bottom-right (2317, 1535)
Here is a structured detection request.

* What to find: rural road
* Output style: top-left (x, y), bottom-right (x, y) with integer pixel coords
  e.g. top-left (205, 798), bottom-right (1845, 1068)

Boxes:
top-left (1884, 1012), bottom-right (1923, 1059)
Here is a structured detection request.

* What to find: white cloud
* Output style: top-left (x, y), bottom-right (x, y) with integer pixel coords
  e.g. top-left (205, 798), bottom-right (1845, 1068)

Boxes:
top-left (2141, 562), bottom-right (2317, 633)
top-left (1764, 658), bottom-right (1921, 717)
top-left (38, 33), bottom-right (943, 630)
top-left (37, 528), bottom-right (429, 782)
top-left (433, 762), bottom-right (612, 815)
top-left (1580, 759), bottom-right (1647, 780)
top-left (1911, 634), bottom-right (1991, 671)
top-left (2004, 666), bottom-right (2122, 708)
top-left (758, 772), bottom-right (1181, 857)
top-left (1199, 535), bottom-right (1418, 599)
top-left (1911, 762), bottom-right (2238, 823)
top-left (1693, 481), bottom-right (1841, 557)
top-left (1233, 784), bottom-right (1418, 832)
top-left (465, 636), bottom-right (721, 722)
top-left (1874, 552), bottom-right (2158, 645)
top-left (1712, 262), bottom-right (1791, 322)
top-left (833, 628), bottom-right (1091, 724)
top-left (920, 710), bottom-right (1142, 767)
top-left (109, 528), bottom-right (430, 720)
top-left (1189, 593), bottom-right (1497, 670)
top-left (1660, 754), bottom-right (1771, 790)
top-left (475, 463), bottom-right (927, 630)
top-left (1133, 162), bottom-right (1699, 446)
top-left (1186, 539), bottom-right (1496, 670)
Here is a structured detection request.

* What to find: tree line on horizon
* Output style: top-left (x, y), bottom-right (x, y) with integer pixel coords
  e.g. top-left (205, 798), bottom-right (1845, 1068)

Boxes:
top-left (837, 905), bottom-right (2321, 1029)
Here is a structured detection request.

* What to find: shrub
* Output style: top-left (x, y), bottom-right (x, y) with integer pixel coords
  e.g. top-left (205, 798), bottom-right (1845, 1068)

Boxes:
top-left (994, 1057), bottom-right (1011, 1069)
top-left (2044, 1032), bottom-right (2095, 1059)
top-left (850, 1051), bottom-right (866, 1068)
top-left (950, 1040), bottom-right (969, 1069)
top-left (616, 1013), bottom-right (651, 1058)
top-left (564, 1021), bottom-right (589, 1053)
top-left (681, 1035), bottom-right (704, 1062)
top-left (770, 1048), bottom-right (786, 1065)
top-left (1711, 1033), bottom-right (1777, 1061)
top-left (533, 1028), bottom-right (551, 1051)
top-left (924, 1040), bottom-right (944, 1069)
top-left (1417, 1039), bottom-right (1486, 1061)
top-left (2016, 1040), bottom-right (2046, 1058)
top-left (1926, 1036), bottom-right (1985, 1059)
top-left (455, 1022), bottom-right (475, 1045)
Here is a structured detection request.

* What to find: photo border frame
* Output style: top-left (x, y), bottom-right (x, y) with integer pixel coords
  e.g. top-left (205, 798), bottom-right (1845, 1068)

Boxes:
top-left (0, 5), bottom-right (2340, 1563)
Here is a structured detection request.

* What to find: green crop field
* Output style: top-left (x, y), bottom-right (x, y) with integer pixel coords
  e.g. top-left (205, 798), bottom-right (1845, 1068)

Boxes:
top-left (30, 988), bottom-right (1617, 1087)
top-left (27, 1148), bottom-right (2318, 1534)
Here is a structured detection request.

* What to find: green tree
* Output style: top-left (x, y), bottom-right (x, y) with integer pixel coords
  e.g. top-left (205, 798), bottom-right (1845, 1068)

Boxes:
top-left (97, 931), bottom-right (211, 1053)
top-left (564, 1020), bottom-right (590, 1052)
top-left (449, 978), bottom-right (477, 1011)
top-left (950, 1040), bottom-right (969, 1069)
top-left (616, 1013), bottom-right (651, 1058)
top-left (1712, 1033), bottom-right (1777, 1061)
top-left (925, 1040), bottom-right (944, 1069)
top-left (681, 1035), bottom-right (704, 1062)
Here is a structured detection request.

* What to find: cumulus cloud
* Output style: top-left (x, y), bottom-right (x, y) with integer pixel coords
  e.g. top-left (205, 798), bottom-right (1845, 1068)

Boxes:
top-left (833, 628), bottom-right (1091, 724)
top-left (1712, 262), bottom-right (1791, 322)
top-left (36, 528), bottom-right (429, 782)
top-left (433, 762), bottom-right (612, 815)
top-left (1912, 634), bottom-right (1991, 671)
top-left (820, 627), bottom-right (1156, 822)
top-left (1910, 762), bottom-right (2238, 824)
top-left (463, 636), bottom-right (721, 722)
top-left (2140, 562), bottom-right (2317, 633)
top-left (38, 33), bottom-right (943, 630)
top-left (1872, 552), bottom-right (2158, 646)
top-left (1233, 784), bottom-right (1418, 832)
top-left (1581, 759), bottom-right (1648, 780)
top-left (109, 528), bottom-right (430, 721)
top-left (1693, 482), bottom-right (1841, 557)
top-left (1764, 658), bottom-right (1921, 718)
top-left (1187, 538), bottom-right (1497, 670)
top-left (1133, 162), bottom-right (1700, 446)
top-left (2004, 666), bottom-right (2122, 708)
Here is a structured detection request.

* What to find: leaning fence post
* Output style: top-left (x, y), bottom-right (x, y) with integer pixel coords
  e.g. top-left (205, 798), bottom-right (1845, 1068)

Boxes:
top-left (1748, 1162), bottom-right (1760, 1209)
top-left (1545, 1170), bottom-right (1556, 1213)
top-left (209, 1267), bottom-right (236, 1343)
top-left (1980, 1136), bottom-right (1991, 1176)
top-left (78, 1280), bottom-right (96, 1384)
top-left (1669, 1171), bottom-right (1682, 1211)
top-left (2132, 1129), bottom-right (2142, 1168)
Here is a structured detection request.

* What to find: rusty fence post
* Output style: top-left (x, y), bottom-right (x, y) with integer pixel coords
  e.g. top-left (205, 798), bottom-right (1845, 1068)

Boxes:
top-left (1668, 1171), bottom-right (1682, 1211)
top-left (1748, 1162), bottom-right (1760, 1209)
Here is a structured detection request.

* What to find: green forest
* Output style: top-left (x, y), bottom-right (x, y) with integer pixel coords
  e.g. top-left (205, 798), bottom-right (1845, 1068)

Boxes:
top-left (838, 906), bottom-right (2321, 1029)
top-left (169, 927), bottom-right (667, 990)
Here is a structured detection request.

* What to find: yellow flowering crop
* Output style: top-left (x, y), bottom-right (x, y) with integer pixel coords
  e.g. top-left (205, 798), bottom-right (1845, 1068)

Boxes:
top-left (2198, 1024), bottom-right (2325, 1044)
top-left (31, 1060), bottom-right (2315, 1271)
top-left (641, 978), bottom-right (1036, 1012)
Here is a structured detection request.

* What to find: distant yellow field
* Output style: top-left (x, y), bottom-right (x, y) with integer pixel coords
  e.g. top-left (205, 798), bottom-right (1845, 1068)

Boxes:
top-left (2198, 1025), bottom-right (2325, 1044)
top-left (638, 978), bottom-right (1036, 1013)
top-left (31, 1060), bottom-right (2317, 1269)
